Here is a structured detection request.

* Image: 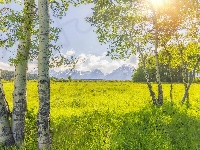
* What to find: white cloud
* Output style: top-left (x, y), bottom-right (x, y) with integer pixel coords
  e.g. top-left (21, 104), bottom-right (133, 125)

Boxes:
top-left (0, 62), bottom-right (14, 71)
top-left (0, 61), bottom-right (37, 73)
top-left (65, 49), bottom-right (75, 56)
top-left (28, 63), bottom-right (37, 72)
top-left (74, 52), bottom-right (138, 74)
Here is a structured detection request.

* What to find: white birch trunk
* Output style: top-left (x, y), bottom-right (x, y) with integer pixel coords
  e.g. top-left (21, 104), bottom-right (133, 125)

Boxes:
top-left (0, 69), bottom-right (15, 146)
top-left (181, 57), bottom-right (200, 103)
top-left (169, 64), bottom-right (173, 103)
top-left (165, 48), bottom-right (173, 102)
top-left (178, 46), bottom-right (189, 100)
top-left (152, 10), bottom-right (163, 105)
top-left (12, 0), bottom-right (34, 146)
top-left (140, 52), bottom-right (157, 105)
top-left (37, 0), bottom-right (51, 149)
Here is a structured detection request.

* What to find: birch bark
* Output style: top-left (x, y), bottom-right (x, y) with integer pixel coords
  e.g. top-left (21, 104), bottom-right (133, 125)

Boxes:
top-left (37, 0), bottom-right (51, 149)
top-left (12, 0), bottom-right (35, 146)
top-left (140, 52), bottom-right (157, 105)
top-left (181, 57), bottom-right (200, 103)
top-left (0, 69), bottom-right (15, 146)
top-left (152, 8), bottom-right (163, 105)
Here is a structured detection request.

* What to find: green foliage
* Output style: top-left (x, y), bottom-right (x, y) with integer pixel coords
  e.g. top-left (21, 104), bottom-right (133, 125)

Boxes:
top-left (24, 108), bottom-right (38, 149)
top-left (194, 77), bottom-right (200, 83)
top-left (159, 42), bottom-right (200, 72)
top-left (132, 65), bottom-right (183, 83)
top-left (2, 81), bottom-right (200, 149)
top-left (86, 0), bottom-right (199, 60)
top-left (0, 0), bottom-right (77, 67)
top-left (132, 66), bottom-right (146, 82)
top-left (68, 76), bottom-right (72, 81)
top-left (50, 77), bottom-right (59, 82)
top-left (133, 43), bottom-right (200, 83)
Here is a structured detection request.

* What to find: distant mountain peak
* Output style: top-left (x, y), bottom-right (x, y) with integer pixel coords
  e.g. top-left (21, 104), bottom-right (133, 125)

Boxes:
top-left (29, 65), bottom-right (134, 80)
top-left (48, 65), bottom-right (134, 80)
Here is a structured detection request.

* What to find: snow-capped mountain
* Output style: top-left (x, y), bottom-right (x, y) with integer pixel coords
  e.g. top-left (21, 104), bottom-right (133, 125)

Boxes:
top-left (105, 65), bottom-right (134, 80)
top-left (48, 65), bottom-right (134, 80)
top-left (29, 65), bottom-right (134, 80)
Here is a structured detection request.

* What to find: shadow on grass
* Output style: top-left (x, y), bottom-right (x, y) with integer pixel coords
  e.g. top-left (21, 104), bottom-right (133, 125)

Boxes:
top-left (111, 103), bottom-right (200, 150)
top-left (51, 102), bottom-right (200, 150)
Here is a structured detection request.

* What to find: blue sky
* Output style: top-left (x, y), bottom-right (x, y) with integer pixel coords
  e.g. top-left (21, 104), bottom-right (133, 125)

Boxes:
top-left (53, 4), bottom-right (108, 56)
top-left (0, 2), bottom-right (138, 74)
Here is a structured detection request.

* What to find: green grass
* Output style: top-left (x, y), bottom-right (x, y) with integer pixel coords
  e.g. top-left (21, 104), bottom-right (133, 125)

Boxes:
top-left (2, 80), bottom-right (200, 149)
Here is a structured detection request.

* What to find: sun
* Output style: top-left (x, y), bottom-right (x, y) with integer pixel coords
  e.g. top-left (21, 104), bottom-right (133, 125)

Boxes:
top-left (149, 0), bottom-right (164, 7)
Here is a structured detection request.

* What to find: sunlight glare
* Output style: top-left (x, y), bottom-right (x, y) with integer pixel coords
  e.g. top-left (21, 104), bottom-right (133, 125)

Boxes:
top-left (149, 0), bottom-right (164, 7)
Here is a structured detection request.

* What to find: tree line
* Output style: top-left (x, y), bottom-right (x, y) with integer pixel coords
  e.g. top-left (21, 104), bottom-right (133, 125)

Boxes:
top-left (0, 69), bottom-right (37, 80)
top-left (132, 49), bottom-right (200, 83)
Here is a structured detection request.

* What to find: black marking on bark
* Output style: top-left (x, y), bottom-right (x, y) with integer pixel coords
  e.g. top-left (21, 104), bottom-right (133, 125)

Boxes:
top-left (39, 80), bottom-right (48, 84)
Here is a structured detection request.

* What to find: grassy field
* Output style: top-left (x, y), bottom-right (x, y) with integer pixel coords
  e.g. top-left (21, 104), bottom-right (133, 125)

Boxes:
top-left (2, 80), bottom-right (200, 149)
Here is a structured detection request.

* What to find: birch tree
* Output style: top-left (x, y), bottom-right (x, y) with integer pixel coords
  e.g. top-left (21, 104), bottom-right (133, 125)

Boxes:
top-left (170, 1), bottom-right (199, 104)
top-left (37, 0), bottom-right (51, 149)
top-left (139, 52), bottom-right (157, 104)
top-left (0, 6), bottom-right (14, 147)
top-left (85, 0), bottom-right (167, 105)
top-left (148, 1), bottom-right (164, 105)
top-left (11, 0), bottom-right (35, 146)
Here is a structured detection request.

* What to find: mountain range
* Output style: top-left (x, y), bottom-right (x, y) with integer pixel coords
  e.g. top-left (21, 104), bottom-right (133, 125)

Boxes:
top-left (49, 65), bottom-right (134, 80)
top-left (1, 65), bottom-right (134, 80)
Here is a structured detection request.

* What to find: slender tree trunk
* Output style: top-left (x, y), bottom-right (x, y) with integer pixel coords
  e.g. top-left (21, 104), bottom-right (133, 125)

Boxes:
top-left (163, 45), bottom-right (173, 102)
top-left (37, 0), bottom-right (51, 149)
top-left (153, 11), bottom-right (163, 105)
top-left (0, 69), bottom-right (15, 146)
top-left (166, 47), bottom-right (173, 103)
top-left (12, 0), bottom-right (35, 146)
top-left (169, 67), bottom-right (173, 103)
top-left (140, 52), bottom-right (157, 105)
top-left (177, 38), bottom-right (189, 100)
top-left (182, 57), bottom-right (200, 104)
top-left (185, 68), bottom-right (189, 83)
